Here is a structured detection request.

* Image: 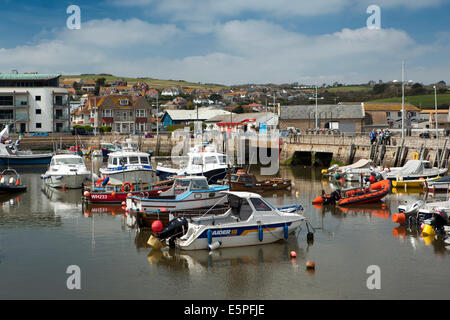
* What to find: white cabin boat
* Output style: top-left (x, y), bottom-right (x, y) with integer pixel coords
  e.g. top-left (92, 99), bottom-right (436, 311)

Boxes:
top-left (386, 160), bottom-right (447, 182)
top-left (156, 144), bottom-right (228, 183)
top-left (41, 154), bottom-right (90, 189)
top-left (160, 191), bottom-right (306, 250)
top-left (126, 176), bottom-right (229, 212)
top-left (100, 150), bottom-right (154, 184)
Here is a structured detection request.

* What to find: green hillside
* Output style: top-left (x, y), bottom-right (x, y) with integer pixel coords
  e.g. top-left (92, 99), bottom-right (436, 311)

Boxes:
top-left (368, 93), bottom-right (450, 109)
top-left (62, 74), bottom-right (226, 89)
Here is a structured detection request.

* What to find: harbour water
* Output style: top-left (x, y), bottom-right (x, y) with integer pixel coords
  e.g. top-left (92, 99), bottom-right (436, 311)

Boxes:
top-left (0, 164), bottom-right (449, 300)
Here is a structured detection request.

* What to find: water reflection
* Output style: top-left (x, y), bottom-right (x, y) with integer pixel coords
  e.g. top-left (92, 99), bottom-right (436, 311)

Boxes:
top-left (391, 225), bottom-right (450, 256)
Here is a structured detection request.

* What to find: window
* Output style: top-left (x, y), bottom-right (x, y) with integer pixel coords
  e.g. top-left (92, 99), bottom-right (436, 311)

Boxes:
top-left (140, 157), bottom-right (149, 164)
top-left (35, 96), bottom-right (41, 101)
top-left (36, 109), bottom-right (41, 115)
top-left (102, 109), bottom-right (112, 117)
top-left (119, 99), bottom-right (129, 106)
top-left (136, 109), bottom-right (146, 117)
top-left (219, 155), bottom-right (227, 164)
top-left (250, 198), bottom-right (272, 211)
top-left (113, 158), bottom-right (118, 165)
top-left (36, 123), bottom-right (42, 128)
top-left (204, 156), bottom-right (218, 164)
top-left (191, 179), bottom-right (209, 190)
top-left (55, 96), bottom-right (63, 105)
top-left (129, 156), bottom-right (139, 164)
top-left (0, 96), bottom-right (13, 106)
top-left (0, 110), bottom-right (13, 120)
top-left (397, 112), bottom-right (402, 117)
top-left (386, 112), bottom-right (391, 116)
top-left (191, 156), bottom-right (203, 165)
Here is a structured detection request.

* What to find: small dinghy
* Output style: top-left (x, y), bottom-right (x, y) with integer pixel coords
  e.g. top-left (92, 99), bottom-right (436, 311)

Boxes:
top-left (0, 168), bottom-right (27, 194)
top-left (149, 191), bottom-right (306, 250)
top-left (312, 180), bottom-right (390, 206)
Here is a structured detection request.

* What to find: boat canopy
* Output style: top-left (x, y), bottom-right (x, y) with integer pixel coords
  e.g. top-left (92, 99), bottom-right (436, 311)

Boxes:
top-left (340, 159), bottom-right (374, 170)
top-left (396, 160), bottom-right (431, 175)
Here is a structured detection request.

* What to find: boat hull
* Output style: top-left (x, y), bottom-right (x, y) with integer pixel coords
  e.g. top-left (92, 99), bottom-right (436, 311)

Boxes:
top-left (0, 155), bottom-right (52, 166)
top-left (43, 173), bottom-right (90, 189)
top-left (177, 220), bottom-right (303, 250)
top-left (156, 167), bottom-right (227, 184)
top-left (100, 168), bottom-right (155, 184)
top-left (85, 187), bottom-right (169, 204)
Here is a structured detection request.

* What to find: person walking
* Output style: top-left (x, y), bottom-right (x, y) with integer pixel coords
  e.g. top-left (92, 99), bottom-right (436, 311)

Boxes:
top-left (370, 129), bottom-right (377, 145)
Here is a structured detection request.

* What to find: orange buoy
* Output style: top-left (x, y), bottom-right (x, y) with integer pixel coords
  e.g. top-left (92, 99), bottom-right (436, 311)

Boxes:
top-left (306, 260), bottom-right (316, 269)
top-left (392, 213), bottom-right (406, 225)
top-left (290, 251), bottom-right (296, 258)
top-left (111, 191), bottom-right (116, 197)
top-left (83, 191), bottom-right (90, 197)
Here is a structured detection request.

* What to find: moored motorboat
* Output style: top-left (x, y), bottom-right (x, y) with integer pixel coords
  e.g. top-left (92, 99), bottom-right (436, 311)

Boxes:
top-left (387, 160), bottom-right (447, 187)
top-left (312, 180), bottom-right (391, 206)
top-left (219, 170), bottom-right (292, 192)
top-left (0, 126), bottom-right (52, 166)
top-left (151, 191), bottom-right (306, 250)
top-left (126, 176), bottom-right (229, 212)
top-left (424, 175), bottom-right (450, 193)
top-left (100, 149), bottom-right (155, 184)
top-left (41, 154), bottom-right (90, 189)
top-left (0, 168), bottom-right (27, 194)
top-left (83, 179), bottom-right (173, 204)
top-left (155, 143), bottom-right (229, 183)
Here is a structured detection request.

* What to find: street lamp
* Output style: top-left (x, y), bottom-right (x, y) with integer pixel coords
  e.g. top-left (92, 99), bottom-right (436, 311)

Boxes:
top-left (434, 85), bottom-right (439, 166)
top-left (315, 85), bottom-right (318, 129)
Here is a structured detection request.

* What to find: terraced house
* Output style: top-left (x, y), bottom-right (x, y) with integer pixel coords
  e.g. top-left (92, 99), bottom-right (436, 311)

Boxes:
top-left (74, 94), bottom-right (152, 133)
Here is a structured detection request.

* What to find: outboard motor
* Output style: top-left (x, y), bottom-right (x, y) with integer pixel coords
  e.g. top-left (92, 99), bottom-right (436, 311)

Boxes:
top-left (429, 210), bottom-right (449, 235)
top-left (157, 217), bottom-right (189, 241)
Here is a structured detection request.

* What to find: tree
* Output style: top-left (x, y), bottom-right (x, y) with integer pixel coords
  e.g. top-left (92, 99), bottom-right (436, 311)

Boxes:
top-left (94, 77), bottom-right (106, 95)
top-left (372, 83), bottom-right (388, 94)
top-left (232, 106), bottom-right (244, 114)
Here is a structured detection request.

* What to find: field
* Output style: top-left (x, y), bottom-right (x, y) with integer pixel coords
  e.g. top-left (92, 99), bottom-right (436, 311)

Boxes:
top-left (327, 85), bottom-right (372, 92)
top-left (368, 93), bottom-right (450, 109)
top-left (62, 74), bottom-right (226, 89)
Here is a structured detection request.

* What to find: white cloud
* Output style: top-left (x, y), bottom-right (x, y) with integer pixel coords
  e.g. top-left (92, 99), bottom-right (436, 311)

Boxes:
top-left (0, 17), bottom-right (447, 85)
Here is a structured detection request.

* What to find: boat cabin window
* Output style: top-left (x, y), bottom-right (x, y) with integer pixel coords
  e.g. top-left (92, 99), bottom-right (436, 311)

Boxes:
top-left (231, 175), bottom-right (239, 182)
top-left (192, 156), bottom-right (203, 165)
top-left (190, 179), bottom-right (209, 190)
top-left (229, 195), bottom-right (253, 221)
top-left (51, 157), bottom-right (84, 165)
top-left (113, 158), bottom-right (118, 165)
top-left (250, 198), bottom-right (272, 211)
top-left (174, 179), bottom-right (190, 193)
top-left (424, 162), bottom-right (432, 169)
top-left (140, 156), bottom-right (149, 164)
top-left (219, 155), bottom-right (226, 165)
top-left (129, 156), bottom-right (139, 164)
top-left (204, 156), bottom-right (218, 164)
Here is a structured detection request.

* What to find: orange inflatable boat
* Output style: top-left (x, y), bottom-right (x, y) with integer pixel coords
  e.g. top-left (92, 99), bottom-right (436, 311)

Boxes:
top-left (312, 180), bottom-right (391, 206)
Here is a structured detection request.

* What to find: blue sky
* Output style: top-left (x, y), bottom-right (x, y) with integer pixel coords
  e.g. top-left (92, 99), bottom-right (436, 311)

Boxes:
top-left (0, 0), bottom-right (449, 85)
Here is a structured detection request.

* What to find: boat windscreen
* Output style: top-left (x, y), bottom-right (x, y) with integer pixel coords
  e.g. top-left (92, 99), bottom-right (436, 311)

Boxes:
top-left (53, 158), bottom-right (84, 165)
top-left (249, 198), bottom-right (272, 211)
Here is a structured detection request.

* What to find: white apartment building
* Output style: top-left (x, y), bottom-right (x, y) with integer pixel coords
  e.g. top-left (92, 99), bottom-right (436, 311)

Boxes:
top-left (0, 73), bottom-right (70, 133)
